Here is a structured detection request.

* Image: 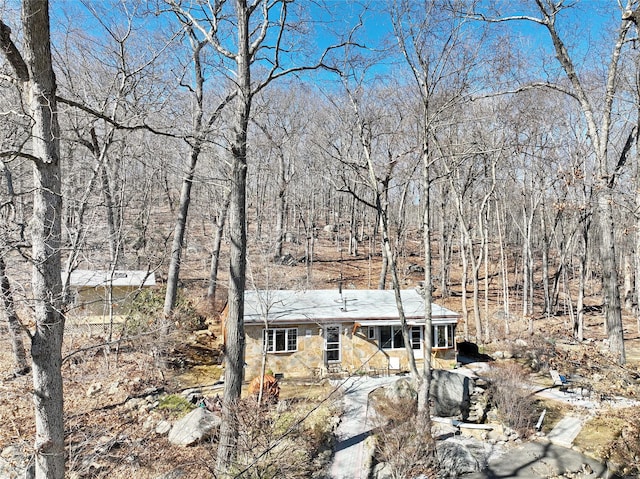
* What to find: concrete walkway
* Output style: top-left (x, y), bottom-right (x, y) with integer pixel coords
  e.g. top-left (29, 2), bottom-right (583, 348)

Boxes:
top-left (547, 415), bottom-right (584, 447)
top-left (329, 376), bottom-right (398, 479)
top-left (462, 441), bottom-right (615, 479)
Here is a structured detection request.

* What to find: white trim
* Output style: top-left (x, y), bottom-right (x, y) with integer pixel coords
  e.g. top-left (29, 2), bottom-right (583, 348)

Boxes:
top-left (324, 325), bottom-right (341, 363)
top-left (263, 327), bottom-right (298, 353)
top-left (367, 326), bottom-right (376, 340)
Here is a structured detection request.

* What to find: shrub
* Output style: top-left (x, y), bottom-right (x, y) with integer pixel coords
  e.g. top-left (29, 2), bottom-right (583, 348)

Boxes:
top-left (371, 389), bottom-right (436, 478)
top-left (486, 363), bottom-right (537, 435)
top-left (603, 407), bottom-right (640, 476)
top-left (122, 289), bottom-right (204, 337)
top-left (229, 398), bottom-right (338, 479)
top-left (121, 288), bottom-right (164, 337)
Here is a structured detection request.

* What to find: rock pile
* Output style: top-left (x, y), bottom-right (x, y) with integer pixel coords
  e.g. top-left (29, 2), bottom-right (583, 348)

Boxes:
top-left (466, 377), bottom-right (489, 423)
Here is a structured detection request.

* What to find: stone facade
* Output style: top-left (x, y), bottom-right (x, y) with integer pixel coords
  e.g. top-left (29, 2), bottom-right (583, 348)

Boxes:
top-left (244, 322), bottom-right (457, 380)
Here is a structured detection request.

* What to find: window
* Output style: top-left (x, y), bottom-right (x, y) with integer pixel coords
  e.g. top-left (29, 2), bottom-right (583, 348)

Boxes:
top-left (379, 326), bottom-right (421, 350)
top-left (367, 327), bottom-right (376, 340)
top-left (325, 326), bottom-right (341, 362)
top-left (263, 328), bottom-right (298, 353)
top-left (433, 324), bottom-right (455, 349)
top-left (411, 327), bottom-right (421, 350)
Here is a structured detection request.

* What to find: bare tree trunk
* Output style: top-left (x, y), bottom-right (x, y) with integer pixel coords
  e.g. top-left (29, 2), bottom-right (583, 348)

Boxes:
top-left (469, 235), bottom-right (484, 343)
top-left (217, 143), bottom-right (247, 475)
top-left (483, 209), bottom-right (490, 342)
top-left (541, 205), bottom-right (551, 317)
top-left (624, 254), bottom-right (634, 311)
top-left (537, 1), bottom-right (627, 362)
top-left (345, 86), bottom-right (419, 378)
top-left (563, 265), bottom-right (575, 330)
top-left (274, 151), bottom-right (286, 258)
top-left (522, 205), bottom-right (531, 319)
top-left (164, 147), bottom-right (198, 317)
top-left (216, 2), bottom-right (250, 473)
top-left (635, 62), bottom-right (640, 333)
top-left (100, 162), bottom-right (119, 266)
top-left (524, 206), bottom-right (536, 335)
top-left (575, 203), bottom-right (591, 342)
top-left (0, 256), bottom-right (29, 375)
top-left (576, 245), bottom-right (586, 341)
top-left (600, 192), bottom-right (625, 364)
top-left (1, 3), bottom-right (66, 477)
top-left (378, 247), bottom-right (388, 290)
top-left (207, 190), bottom-right (231, 305)
top-left (349, 193), bottom-right (358, 256)
top-left (164, 37), bottom-right (206, 318)
top-left (496, 200), bottom-right (510, 336)
top-left (460, 229), bottom-right (470, 341)
top-left (379, 211), bottom-right (419, 378)
top-left (438, 188), bottom-right (454, 299)
top-left (417, 149), bottom-right (433, 433)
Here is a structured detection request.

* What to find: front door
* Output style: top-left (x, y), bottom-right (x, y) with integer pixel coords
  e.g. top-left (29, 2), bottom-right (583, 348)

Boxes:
top-left (411, 326), bottom-right (424, 359)
top-left (325, 325), bottom-right (341, 364)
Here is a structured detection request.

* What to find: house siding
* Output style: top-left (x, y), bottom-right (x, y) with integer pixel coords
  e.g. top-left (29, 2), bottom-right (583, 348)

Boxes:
top-left (244, 322), bottom-right (457, 380)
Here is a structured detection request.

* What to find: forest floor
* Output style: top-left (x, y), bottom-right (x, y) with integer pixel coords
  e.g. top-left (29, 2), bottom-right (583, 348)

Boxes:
top-left (2, 235), bottom-right (640, 477)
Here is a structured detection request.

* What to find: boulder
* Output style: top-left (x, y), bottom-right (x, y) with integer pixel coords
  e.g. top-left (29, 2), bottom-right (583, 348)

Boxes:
top-left (372, 462), bottom-right (393, 479)
top-left (405, 263), bottom-right (425, 274)
top-left (155, 420), bottom-right (172, 435)
top-left (431, 370), bottom-right (473, 418)
top-left (436, 439), bottom-right (481, 477)
top-left (384, 377), bottom-right (418, 403)
top-left (168, 408), bottom-right (221, 446)
top-left (155, 469), bottom-right (185, 479)
top-left (380, 373), bottom-right (474, 419)
top-left (273, 254), bottom-right (297, 266)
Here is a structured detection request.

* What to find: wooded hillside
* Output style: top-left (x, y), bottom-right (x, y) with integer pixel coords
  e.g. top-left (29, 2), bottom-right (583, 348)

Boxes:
top-left (3, 1), bottom-right (640, 478)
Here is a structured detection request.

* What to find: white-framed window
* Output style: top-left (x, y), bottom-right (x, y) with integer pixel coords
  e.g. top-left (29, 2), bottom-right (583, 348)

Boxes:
top-left (367, 326), bottom-right (376, 340)
top-left (411, 327), bottom-right (421, 350)
top-left (379, 326), bottom-right (421, 350)
top-left (433, 324), bottom-right (455, 349)
top-left (325, 325), bottom-right (341, 362)
top-left (263, 328), bottom-right (298, 353)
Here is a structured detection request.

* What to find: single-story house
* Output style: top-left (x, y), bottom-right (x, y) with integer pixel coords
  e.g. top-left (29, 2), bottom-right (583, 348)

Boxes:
top-left (64, 269), bottom-right (156, 319)
top-left (240, 289), bottom-right (460, 379)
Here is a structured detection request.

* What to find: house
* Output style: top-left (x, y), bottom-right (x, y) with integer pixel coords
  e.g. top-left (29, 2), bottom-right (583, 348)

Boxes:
top-left (64, 269), bottom-right (156, 321)
top-left (240, 289), bottom-right (460, 379)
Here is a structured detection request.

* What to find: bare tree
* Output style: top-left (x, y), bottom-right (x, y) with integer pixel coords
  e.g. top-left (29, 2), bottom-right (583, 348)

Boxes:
top-left (391, 1), bottom-right (488, 442)
top-left (251, 86), bottom-right (309, 261)
top-left (344, 82), bottom-right (420, 378)
top-left (0, 255), bottom-right (29, 375)
top-left (1, 1), bottom-right (66, 477)
top-left (475, 0), bottom-right (635, 364)
top-left (164, 1), bottom-right (348, 473)
top-left (0, 143), bottom-right (29, 375)
top-left (162, 18), bottom-right (236, 318)
top-left (207, 188), bottom-right (231, 306)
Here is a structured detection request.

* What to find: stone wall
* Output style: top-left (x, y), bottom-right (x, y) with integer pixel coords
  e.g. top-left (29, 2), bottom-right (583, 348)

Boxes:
top-left (244, 324), bottom-right (456, 380)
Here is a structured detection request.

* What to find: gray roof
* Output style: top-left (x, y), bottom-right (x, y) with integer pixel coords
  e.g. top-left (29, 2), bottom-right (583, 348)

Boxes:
top-left (243, 289), bottom-right (459, 326)
top-left (65, 270), bottom-right (156, 288)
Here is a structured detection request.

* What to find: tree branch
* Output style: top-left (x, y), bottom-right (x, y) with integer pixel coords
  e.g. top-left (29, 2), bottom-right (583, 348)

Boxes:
top-left (0, 150), bottom-right (40, 162)
top-left (56, 96), bottom-right (181, 139)
top-left (472, 81), bottom-right (578, 102)
top-left (0, 20), bottom-right (29, 82)
top-left (607, 126), bottom-right (637, 189)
